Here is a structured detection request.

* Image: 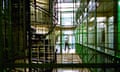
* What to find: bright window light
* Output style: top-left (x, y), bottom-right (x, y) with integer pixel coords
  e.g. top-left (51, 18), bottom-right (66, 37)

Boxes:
top-left (97, 23), bottom-right (106, 28)
top-left (89, 17), bottom-right (94, 22)
top-left (76, 2), bottom-right (80, 7)
top-left (88, 1), bottom-right (99, 12)
top-left (64, 22), bottom-right (72, 25)
top-left (119, 1), bottom-right (120, 5)
top-left (89, 27), bottom-right (93, 30)
top-left (97, 17), bottom-right (106, 22)
top-left (63, 30), bottom-right (73, 34)
top-left (57, 3), bottom-right (76, 8)
top-left (62, 13), bottom-right (73, 17)
top-left (62, 17), bottom-right (73, 25)
top-left (56, 3), bottom-right (78, 11)
top-left (57, 8), bottom-right (77, 12)
top-left (89, 17), bottom-right (106, 22)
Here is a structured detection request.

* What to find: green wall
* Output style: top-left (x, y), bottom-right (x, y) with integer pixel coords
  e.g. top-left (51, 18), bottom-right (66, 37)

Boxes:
top-left (118, 0), bottom-right (120, 58)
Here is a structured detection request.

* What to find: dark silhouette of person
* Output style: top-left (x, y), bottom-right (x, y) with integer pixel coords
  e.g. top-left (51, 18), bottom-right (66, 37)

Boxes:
top-left (65, 37), bottom-right (69, 51)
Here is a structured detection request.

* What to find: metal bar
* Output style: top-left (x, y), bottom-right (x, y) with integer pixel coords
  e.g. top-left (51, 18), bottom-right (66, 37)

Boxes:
top-left (114, 0), bottom-right (118, 63)
top-left (0, 0), bottom-right (3, 71)
top-left (25, 0), bottom-right (31, 71)
top-left (5, 63), bottom-right (120, 68)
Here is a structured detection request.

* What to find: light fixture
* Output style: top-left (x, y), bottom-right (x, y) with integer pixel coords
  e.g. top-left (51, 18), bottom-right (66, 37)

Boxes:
top-left (89, 17), bottom-right (94, 22)
top-left (97, 17), bottom-right (106, 22)
top-left (89, 17), bottom-right (106, 22)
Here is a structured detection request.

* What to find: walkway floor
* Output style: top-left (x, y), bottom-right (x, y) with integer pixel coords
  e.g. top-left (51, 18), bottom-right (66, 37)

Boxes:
top-left (57, 54), bottom-right (82, 64)
top-left (53, 48), bottom-right (90, 72)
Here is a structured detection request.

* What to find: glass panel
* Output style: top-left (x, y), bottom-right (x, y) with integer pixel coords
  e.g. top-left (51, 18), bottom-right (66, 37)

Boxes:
top-left (118, 0), bottom-right (120, 58)
top-left (75, 0), bottom-right (117, 64)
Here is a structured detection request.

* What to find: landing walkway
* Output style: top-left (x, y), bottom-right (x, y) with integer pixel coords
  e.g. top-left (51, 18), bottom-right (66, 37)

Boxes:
top-left (53, 48), bottom-right (90, 72)
top-left (57, 54), bottom-right (82, 64)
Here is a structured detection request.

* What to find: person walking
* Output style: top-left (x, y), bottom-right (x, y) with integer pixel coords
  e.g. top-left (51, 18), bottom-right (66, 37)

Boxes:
top-left (64, 37), bottom-right (69, 51)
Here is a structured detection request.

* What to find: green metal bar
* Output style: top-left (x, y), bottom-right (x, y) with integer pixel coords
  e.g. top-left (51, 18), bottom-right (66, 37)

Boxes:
top-left (94, 0), bottom-right (97, 64)
top-left (0, 0), bottom-right (4, 71)
top-left (86, 0), bottom-right (89, 63)
top-left (117, 0), bottom-right (120, 58)
top-left (114, 0), bottom-right (118, 63)
top-left (7, 0), bottom-right (12, 64)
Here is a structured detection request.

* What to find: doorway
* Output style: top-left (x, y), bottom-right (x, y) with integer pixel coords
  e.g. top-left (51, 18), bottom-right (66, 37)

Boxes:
top-left (55, 30), bottom-right (75, 54)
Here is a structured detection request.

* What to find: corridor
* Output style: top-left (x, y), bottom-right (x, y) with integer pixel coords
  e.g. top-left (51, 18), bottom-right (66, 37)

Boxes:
top-left (0, 0), bottom-right (120, 72)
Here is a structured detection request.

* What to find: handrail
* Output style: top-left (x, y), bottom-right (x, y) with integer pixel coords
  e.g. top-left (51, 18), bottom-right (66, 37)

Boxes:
top-left (76, 43), bottom-right (120, 61)
top-left (31, 3), bottom-right (57, 37)
top-left (31, 3), bottom-right (57, 20)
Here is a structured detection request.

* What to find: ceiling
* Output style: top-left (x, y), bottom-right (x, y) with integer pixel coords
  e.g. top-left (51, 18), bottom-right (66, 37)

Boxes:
top-left (89, 0), bottom-right (114, 17)
top-left (30, 0), bottom-right (115, 30)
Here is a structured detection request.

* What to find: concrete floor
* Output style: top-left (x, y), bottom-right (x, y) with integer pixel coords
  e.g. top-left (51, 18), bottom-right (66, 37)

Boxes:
top-left (54, 48), bottom-right (90, 72)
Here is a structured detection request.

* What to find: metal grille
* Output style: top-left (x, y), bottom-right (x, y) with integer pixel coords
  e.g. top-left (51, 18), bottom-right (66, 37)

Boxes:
top-left (0, 0), bottom-right (120, 72)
